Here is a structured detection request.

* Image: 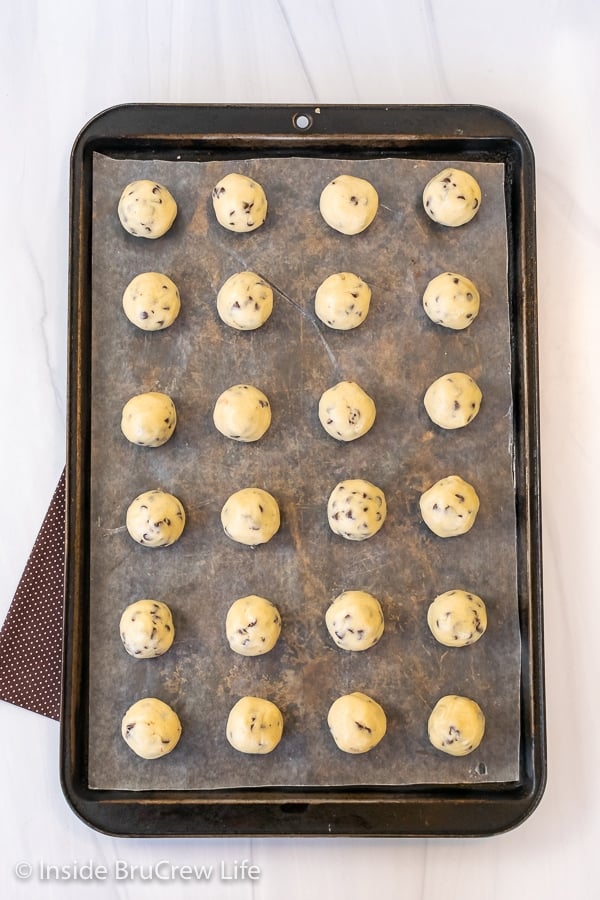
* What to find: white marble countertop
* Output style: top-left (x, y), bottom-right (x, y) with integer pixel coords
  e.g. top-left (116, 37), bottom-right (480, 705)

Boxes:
top-left (1, 0), bottom-right (597, 896)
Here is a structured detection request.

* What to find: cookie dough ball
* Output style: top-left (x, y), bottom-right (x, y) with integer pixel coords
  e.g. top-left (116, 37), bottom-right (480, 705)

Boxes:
top-left (327, 692), bottom-right (387, 754)
top-left (318, 380), bottom-right (376, 441)
top-left (325, 590), bottom-right (384, 652)
top-left (424, 373), bottom-right (482, 430)
top-left (315, 272), bottom-right (371, 330)
top-left (226, 594), bottom-right (281, 656)
top-left (422, 168), bottom-right (481, 227)
top-left (213, 384), bottom-right (271, 442)
top-left (226, 696), bottom-right (283, 754)
top-left (121, 697), bottom-right (182, 759)
top-left (121, 391), bottom-right (177, 447)
top-left (428, 694), bottom-right (485, 756)
top-left (122, 272), bottom-right (181, 331)
top-left (327, 479), bottom-right (387, 541)
top-left (221, 487), bottom-right (280, 546)
top-left (319, 174), bottom-right (378, 235)
top-left (120, 599), bottom-right (175, 658)
top-left (117, 180), bottom-right (177, 239)
top-left (212, 173), bottom-right (267, 232)
top-left (427, 589), bottom-right (487, 647)
top-left (419, 475), bottom-right (479, 538)
top-left (216, 271), bottom-right (273, 330)
top-left (126, 489), bottom-right (186, 547)
top-left (423, 272), bottom-right (480, 330)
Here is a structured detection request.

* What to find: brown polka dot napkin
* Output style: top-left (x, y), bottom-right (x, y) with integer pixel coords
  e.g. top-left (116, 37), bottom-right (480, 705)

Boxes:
top-left (0, 469), bottom-right (65, 720)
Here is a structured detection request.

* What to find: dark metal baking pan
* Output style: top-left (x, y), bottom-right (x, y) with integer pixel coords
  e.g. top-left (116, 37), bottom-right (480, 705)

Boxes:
top-left (62, 103), bottom-right (545, 836)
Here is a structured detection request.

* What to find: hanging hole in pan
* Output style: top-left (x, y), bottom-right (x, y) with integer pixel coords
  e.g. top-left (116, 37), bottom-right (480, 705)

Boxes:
top-left (292, 112), bottom-right (313, 131)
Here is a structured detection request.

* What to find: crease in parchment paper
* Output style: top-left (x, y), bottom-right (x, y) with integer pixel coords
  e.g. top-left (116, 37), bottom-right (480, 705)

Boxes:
top-left (266, 274), bottom-right (343, 380)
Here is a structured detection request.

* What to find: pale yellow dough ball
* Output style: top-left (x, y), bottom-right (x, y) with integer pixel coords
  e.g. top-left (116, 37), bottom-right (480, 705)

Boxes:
top-left (118, 180), bottom-right (177, 238)
top-left (327, 692), bottom-right (387, 753)
top-left (419, 475), bottom-right (479, 538)
top-left (423, 372), bottom-right (482, 429)
top-left (121, 392), bottom-right (177, 447)
top-left (427, 589), bottom-right (487, 647)
top-left (119, 599), bottom-right (175, 658)
top-left (121, 697), bottom-right (182, 759)
top-left (126, 489), bottom-right (186, 547)
top-left (314, 272), bottom-right (371, 330)
top-left (428, 694), bottom-right (485, 756)
top-left (226, 696), bottom-right (283, 754)
top-left (213, 384), bottom-right (271, 442)
top-left (325, 590), bottom-right (384, 651)
top-left (327, 479), bottom-right (386, 541)
top-left (422, 168), bottom-right (481, 227)
top-left (220, 488), bottom-right (280, 546)
top-left (226, 595), bottom-right (281, 656)
top-left (216, 271), bottom-right (273, 330)
top-left (422, 272), bottom-right (480, 330)
top-left (318, 380), bottom-right (376, 441)
top-left (319, 174), bottom-right (378, 234)
top-left (122, 272), bottom-right (181, 331)
top-left (212, 173), bottom-right (267, 232)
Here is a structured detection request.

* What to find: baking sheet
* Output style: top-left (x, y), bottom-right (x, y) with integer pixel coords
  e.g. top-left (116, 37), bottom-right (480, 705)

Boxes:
top-left (88, 152), bottom-right (519, 791)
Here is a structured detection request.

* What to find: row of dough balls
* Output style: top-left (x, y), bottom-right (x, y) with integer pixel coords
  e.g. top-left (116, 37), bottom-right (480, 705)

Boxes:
top-left (420, 207), bottom-right (490, 757)
top-left (120, 269), bottom-right (370, 332)
top-left (124, 473), bottom-right (479, 550)
top-left (120, 372), bottom-right (483, 452)
top-left (120, 587), bottom-right (487, 664)
top-left (121, 268), bottom-right (481, 333)
top-left (121, 691), bottom-right (485, 760)
top-left (117, 168), bottom-right (481, 241)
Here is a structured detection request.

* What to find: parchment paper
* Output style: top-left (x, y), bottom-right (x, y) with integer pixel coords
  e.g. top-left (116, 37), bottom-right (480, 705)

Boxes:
top-left (88, 152), bottom-right (520, 790)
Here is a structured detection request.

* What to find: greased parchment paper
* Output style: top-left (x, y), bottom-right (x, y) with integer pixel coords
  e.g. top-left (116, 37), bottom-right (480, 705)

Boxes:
top-left (88, 152), bottom-right (519, 790)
